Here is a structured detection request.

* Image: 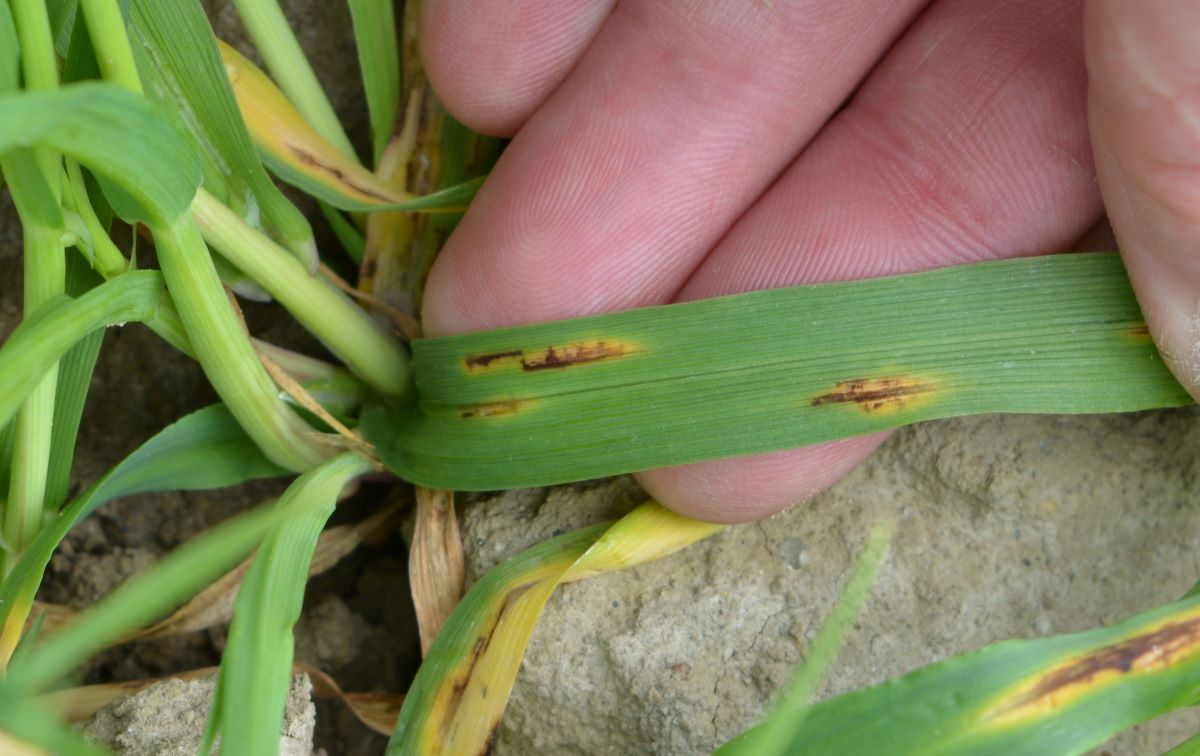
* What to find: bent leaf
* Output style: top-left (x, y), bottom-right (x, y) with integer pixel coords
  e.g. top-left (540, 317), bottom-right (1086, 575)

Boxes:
top-left (127, 0), bottom-right (318, 267)
top-left (204, 452), bottom-right (373, 756)
top-left (0, 271), bottom-right (165, 434)
top-left (366, 253), bottom-right (1192, 490)
top-left (220, 40), bottom-right (482, 214)
top-left (389, 502), bottom-right (721, 754)
top-left (730, 593), bottom-right (1200, 754)
top-left (0, 404), bottom-right (286, 667)
top-left (0, 83), bottom-right (200, 225)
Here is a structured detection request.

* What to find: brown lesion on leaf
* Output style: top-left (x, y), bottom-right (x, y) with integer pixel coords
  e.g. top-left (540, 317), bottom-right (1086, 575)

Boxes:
top-left (285, 143), bottom-right (394, 203)
top-left (984, 611), bottom-right (1200, 725)
top-left (1121, 323), bottom-right (1152, 342)
top-left (436, 584), bottom-right (534, 746)
top-left (464, 340), bottom-right (630, 373)
top-left (464, 349), bottom-right (524, 370)
top-left (810, 376), bottom-right (937, 414)
top-left (459, 400), bottom-right (523, 419)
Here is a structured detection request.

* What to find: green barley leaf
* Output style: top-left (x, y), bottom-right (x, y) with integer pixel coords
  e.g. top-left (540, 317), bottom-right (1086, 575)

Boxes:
top-left (0, 404), bottom-right (287, 667)
top-left (60, 0), bottom-right (99, 84)
top-left (0, 696), bottom-right (106, 756)
top-left (0, 271), bottom-right (164, 435)
top-left (717, 525), bottom-right (892, 756)
top-left (348, 0), bottom-right (400, 163)
top-left (364, 253), bottom-right (1192, 490)
top-left (0, 83), bottom-right (200, 225)
top-left (126, 0), bottom-right (318, 267)
top-left (3, 502), bottom-right (279, 694)
top-left (0, 1), bottom-right (17, 91)
top-left (204, 451), bottom-right (373, 756)
top-left (45, 0), bottom-right (77, 59)
top-left (43, 255), bottom-right (105, 512)
top-left (729, 592), bottom-right (1200, 755)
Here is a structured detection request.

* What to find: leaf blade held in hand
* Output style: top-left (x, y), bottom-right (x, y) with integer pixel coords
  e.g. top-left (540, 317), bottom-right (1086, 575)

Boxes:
top-left (366, 252), bottom-right (1192, 490)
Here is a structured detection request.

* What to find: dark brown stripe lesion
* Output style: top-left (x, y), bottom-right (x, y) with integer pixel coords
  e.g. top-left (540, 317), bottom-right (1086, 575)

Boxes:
top-left (285, 144), bottom-right (395, 203)
top-left (811, 376), bottom-right (936, 414)
top-left (464, 340), bottom-right (630, 373)
top-left (989, 613), bottom-right (1200, 721)
top-left (460, 400), bottom-right (523, 419)
top-left (1121, 323), bottom-right (1151, 341)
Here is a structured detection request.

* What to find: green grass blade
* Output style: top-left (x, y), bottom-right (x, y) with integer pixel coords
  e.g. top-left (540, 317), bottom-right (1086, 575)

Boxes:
top-left (2, 502), bottom-right (278, 693)
top-left (0, 696), bottom-right (107, 756)
top-left (151, 213), bottom-right (333, 472)
top-left (191, 188), bottom-right (412, 398)
top-left (717, 524), bottom-right (892, 756)
top-left (125, 0), bottom-right (318, 267)
top-left (0, 400), bottom-right (287, 667)
top-left (43, 255), bottom-right (104, 512)
top-left (365, 253), bottom-right (1192, 490)
top-left (389, 524), bottom-right (610, 754)
top-left (204, 451), bottom-right (373, 756)
top-left (348, 0), bottom-right (400, 164)
top-left (750, 593), bottom-right (1200, 755)
top-left (0, 1), bottom-right (17, 91)
top-left (229, 0), bottom-right (356, 159)
top-left (45, 0), bottom-right (77, 59)
top-left (0, 423), bottom-right (12, 520)
top-left (0, 83), bottom-right (200, 225)
top-left (1168, 732), bottom-right (1200, 755)
top-left (0, 271), bottom-right (164, 441)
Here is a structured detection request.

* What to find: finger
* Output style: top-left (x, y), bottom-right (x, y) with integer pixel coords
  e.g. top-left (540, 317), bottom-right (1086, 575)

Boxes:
top-left (422, 0), bottom-right (928, 336)
top-left (638, 0), bottom-right (1102, 523)
top-left (1085, 0), bottom-right (1200, 399)
top-left (421, 0), bottom-right (613, 135)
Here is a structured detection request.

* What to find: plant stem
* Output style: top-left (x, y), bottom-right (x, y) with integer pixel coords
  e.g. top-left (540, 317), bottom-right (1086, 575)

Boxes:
top-left (4, 0), bottom-right (65, 577)
top-left (192, 189), bottom-right (412, 399)
top-left (78, 0), bottom-right (143, 94)
top-left (152, 213), bottom-right (333, 472)
top-left (77, 0), bottom-right (333, 470)
top-left (229, 0), bottom-right (357, 160)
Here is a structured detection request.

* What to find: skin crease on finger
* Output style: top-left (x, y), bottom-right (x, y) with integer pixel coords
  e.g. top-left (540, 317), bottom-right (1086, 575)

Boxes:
top-left (422, 1), bottom-right (1102, 523)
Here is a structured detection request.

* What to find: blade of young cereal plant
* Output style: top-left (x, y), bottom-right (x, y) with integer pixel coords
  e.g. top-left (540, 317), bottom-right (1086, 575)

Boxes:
top-left (43, 255), bottom-right (104, 512)
top-left (389, 502), bottom-right (721, 754)
top-left (0, 84), bottom-right (200, 225)
top-left (725, 592), bottom-right (1200, 755)
top-left (1, 502), bottom-right (279, 694)
top-left (191, 189), bottom-right (412, 398)
top-left (0, 271), bottom-right (164, 435)
top-left (0, 403), bottom-right (287, 668)
top-left (45, 0), bottom-right (76, 58)
top-left (717, 525), bottom-right (892, 756)
top-left (125, 0), bottom-right (319, 268)
top-left (347, 0), bottom-right (400, 164)
top-left (0, 2), bottom-right (17, 91)
top-left (202, 452), bottom-right (373, 756)
top-left (227, 0), bottom-right (356, 159)
top-left (220, 41), bottom-right (480, 214)
top-left (364, 252), bottom-right (1193, 490)
top-left (1167, 731), bottom-right (1200, 755)
top-left (0, 697), bottom-right (105, 756)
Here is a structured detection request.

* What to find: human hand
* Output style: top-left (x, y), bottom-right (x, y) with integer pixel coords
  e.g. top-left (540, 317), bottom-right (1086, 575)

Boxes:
top-left (419, 0), bottom-right (1101, 523)
top-left (1086, 0), bottom-right (1200, 408)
